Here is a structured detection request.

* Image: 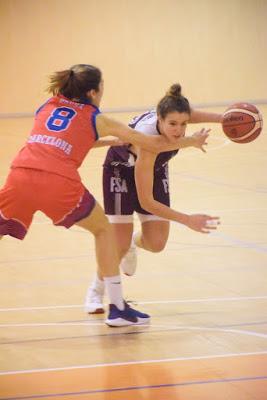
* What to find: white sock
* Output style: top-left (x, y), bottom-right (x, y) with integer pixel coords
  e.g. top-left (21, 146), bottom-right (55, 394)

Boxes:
top-left (132, 231), bottom-right (140, 248)
top-left (87, 275), bottom-right (105, 295)
top-left (93, 275), bottom-right (105, 291)
top-left (104, 275), bottom-right (124, 310)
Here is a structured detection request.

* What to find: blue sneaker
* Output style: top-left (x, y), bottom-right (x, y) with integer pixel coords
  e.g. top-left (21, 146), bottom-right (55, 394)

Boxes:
top-left (105, 302), bottom-right (150, 327)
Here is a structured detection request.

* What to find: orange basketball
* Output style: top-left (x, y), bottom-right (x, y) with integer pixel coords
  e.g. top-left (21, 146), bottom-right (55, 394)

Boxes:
top-left (222, 103), bottom-right (263, 143)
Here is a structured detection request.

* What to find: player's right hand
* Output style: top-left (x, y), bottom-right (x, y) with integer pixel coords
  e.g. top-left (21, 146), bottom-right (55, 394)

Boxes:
top-left (192, 128), bottom-right (210, 152)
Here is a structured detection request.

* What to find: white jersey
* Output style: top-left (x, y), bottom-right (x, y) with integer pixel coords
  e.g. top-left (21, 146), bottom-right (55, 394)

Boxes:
top-left (104, 109), bottom-right (179, 171)
top-left (129, 109), bottom-right (159, 136)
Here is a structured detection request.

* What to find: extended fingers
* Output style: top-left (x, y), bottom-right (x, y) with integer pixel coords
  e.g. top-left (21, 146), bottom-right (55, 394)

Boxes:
top-left (201, 142), bottom-right (208, 152)
top-left (207, 216), bottom-right (220, 224)
top-left (203, 216), bottom-right (220, 231)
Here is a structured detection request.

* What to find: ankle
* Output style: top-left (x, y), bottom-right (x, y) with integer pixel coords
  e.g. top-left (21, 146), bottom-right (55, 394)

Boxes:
top-left (104, 275), bottom-right (124, 310)
top-left (90, 275), bottom-right (105, 291)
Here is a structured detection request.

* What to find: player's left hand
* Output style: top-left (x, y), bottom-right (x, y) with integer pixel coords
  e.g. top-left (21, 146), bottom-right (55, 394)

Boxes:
top-left (186, 214), bottom-right (220, 233)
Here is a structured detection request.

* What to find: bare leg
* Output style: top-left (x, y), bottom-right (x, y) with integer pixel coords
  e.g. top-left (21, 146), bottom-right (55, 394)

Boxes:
top-left (84, 219), bottom-right (133, 313)
top-left (80, 203), bottom-right (150, 324)
top-left (112, 223), bottom-right (134, 260)
top-left (76, 202), bottom-right (120, 277)
top-left (136, 220), bottom-right (170, 252)
top-left (76, 202), bottom-right (126, 312)
top-left (85, 222), bottom-right (134, 281)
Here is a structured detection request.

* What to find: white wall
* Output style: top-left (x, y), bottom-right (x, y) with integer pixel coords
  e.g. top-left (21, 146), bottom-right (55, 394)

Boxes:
top-left (1, 0), bottom-right (267, 114)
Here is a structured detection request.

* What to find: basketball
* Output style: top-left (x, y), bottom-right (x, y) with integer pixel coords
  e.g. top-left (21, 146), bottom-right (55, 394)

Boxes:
top-left (222, 103), bottom-right (263, 143)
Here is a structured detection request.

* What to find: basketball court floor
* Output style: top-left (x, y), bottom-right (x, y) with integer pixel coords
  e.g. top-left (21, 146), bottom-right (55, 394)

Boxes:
top-left (0, 106), bottom-right (266, 399)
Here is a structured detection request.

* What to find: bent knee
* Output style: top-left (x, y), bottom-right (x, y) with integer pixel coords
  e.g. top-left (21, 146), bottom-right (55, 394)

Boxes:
top-left (146, 238), bottom-right (167, 253)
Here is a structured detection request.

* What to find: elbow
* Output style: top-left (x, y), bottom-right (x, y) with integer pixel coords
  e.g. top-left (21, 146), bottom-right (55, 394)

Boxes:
top-left (139, 197), bottom-right (155, 213)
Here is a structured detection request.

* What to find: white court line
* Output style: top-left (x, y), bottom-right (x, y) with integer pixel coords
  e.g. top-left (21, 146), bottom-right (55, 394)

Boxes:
top-left (140, 296), bottom-right (267, 304)
top-left (210, 231), bottom-right (267, 253)
top-left (0, 321), bottom-right (100, 327)
top-left (172, 223), bottom-right (267, 254)
top-left (31, 208), bottom-right (267, 224)
top-left (0, 350), bottom-right (267, 376)
top-left (0, 322), bottom-right (266, 340)
top-left (1, 228), bottom-right (266, 264)
top-left (0, 295), bottom-right (267, 312)
top-left (177, 136), bottom-right (230, 158)
top-left (152, 324), bottom-right (267, 339)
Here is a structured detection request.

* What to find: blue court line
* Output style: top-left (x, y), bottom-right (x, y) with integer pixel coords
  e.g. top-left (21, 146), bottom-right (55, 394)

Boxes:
top-left (1, 375), bottom-right (267, 400)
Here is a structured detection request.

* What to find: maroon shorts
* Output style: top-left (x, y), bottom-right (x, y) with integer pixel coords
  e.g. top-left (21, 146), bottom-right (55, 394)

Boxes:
top-left (0, 168), bottom-right (96, 240)
top-left (103, 165), bottom-right (170, 216)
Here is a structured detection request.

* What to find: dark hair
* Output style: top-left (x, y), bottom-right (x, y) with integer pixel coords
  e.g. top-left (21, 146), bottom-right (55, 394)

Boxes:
top-left (47, 64), bottom-right (102, 102)
top-left (156, 83), bottom-right (191, 119)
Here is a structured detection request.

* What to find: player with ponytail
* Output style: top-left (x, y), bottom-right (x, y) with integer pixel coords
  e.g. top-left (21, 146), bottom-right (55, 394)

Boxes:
top-left (85, 83), bottom-right (222, 314)
top-left (0, 65), bottom-right (213, 327)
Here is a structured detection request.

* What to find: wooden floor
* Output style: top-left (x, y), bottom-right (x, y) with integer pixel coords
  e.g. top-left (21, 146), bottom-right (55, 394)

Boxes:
top-left (0, 107), bottom-right (267, 399)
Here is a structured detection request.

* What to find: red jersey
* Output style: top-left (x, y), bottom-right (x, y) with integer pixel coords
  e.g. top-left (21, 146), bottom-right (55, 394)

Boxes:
top-left (12, 95), bottom-right (100, 181)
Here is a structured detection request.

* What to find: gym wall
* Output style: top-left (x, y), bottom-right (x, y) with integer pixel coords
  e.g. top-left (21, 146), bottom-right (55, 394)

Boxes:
top-left (1, 0), bottom-right (266, 115)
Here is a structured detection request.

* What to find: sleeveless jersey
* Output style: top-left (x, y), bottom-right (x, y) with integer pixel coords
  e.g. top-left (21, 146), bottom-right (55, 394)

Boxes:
top-left (12, 95), bottom-right (100, 181)
top-left (104, 109), bottom-right (179, 171)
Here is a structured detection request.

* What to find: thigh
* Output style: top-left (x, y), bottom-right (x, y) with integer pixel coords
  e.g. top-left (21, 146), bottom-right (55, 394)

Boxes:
top-left (0, 168), bottom-right (36, 239)
top-left (75, 201), bottom-right (110, 235)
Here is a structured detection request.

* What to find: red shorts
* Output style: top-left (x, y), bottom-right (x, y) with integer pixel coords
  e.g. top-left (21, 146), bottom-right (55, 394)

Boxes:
top-left (0, 168), bottom-right (96, 240)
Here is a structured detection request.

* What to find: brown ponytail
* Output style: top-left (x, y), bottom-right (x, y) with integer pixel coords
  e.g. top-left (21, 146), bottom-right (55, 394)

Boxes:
top-left (47, 64), bottom-right (102, 102)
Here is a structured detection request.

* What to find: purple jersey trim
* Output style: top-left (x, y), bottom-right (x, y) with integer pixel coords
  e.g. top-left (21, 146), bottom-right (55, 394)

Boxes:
top-left (128, 111), bottom-right (152, 128)
top-left (54, 189), bottom-right (96, 228)
top-left (0, 213), bottom-right (27, 240)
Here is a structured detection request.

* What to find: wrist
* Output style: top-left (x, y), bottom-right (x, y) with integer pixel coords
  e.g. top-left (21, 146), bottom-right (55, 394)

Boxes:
top-left (176, 213), bottom-right (190, 225)
top-left (179, 136), bottom-right (195, 148)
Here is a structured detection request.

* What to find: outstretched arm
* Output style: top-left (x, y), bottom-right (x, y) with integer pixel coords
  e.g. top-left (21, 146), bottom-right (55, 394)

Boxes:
top-left (135, 149), bottom-right (220, 233)
top-left (92, 138), bottom-right (125, 148)
top-left (96, 114), bottom-right (210, 154)
top-left (190, 109), bottom-right (223, 123)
